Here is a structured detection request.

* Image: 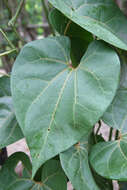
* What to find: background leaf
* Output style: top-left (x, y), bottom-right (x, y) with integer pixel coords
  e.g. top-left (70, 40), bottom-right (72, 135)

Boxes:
top-left (0, 152), bottom-right (67, 190)
top-left (89, 132), bottom-right (113, 190)
top-left (41, 159), bottom-right (67, 190)
top-left (49, 0), bottom-right (127, 50)
top-left (0, 76), bottom-right (23, 148)
top-left (60, 134), bottom-right (100, 190)
top-left (49, 8), bottom-right (93, 65)
top-left (0, 152), bottom-right (33, 190)
top-left (11, 36), bottom-right (120, 177)
top-left (0, 76), bottom-right (11, 97)
top-left (90, 61), bottom-right (127, 180)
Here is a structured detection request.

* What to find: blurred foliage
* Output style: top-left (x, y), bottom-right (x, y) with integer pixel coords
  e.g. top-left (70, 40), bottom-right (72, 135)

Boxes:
top-left (0, 0), bottom-right (51, 72)
top-left (25, 0), bottom-right (42, 25)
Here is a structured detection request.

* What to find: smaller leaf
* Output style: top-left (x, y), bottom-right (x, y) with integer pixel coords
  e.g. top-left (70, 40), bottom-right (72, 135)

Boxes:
top-left (60, 134), bottom-right (100, 190)
top-left (90, 65), bottom-right (127, 181)
top-left (90, 139), bottom-right (127, 181)
top-left (0, 152), bottom-right (33, 190)
top-left (88, 132), bottom-right (113, 189)
top-left (0, 152), bottom-right (67, 190)
top-left (41, 159), bottom-right (67, 190)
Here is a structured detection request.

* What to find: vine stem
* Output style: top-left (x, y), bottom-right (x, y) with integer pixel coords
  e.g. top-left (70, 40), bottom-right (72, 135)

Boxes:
top-left (0, 28), bottom-right (16, 50)
top-left (41, 0), bottom-right (55, 35)
top-left (8, 0), bottom-right (26, 44)
top-left (96, 120), bottom-right (101, 135)
top-left (12, 26), bottom-right (26, 44)
top-left (8, 0), bottom-right (25, 27)
top-left (64, 20), bottom-right (71, 35)
top-left (108, 128), bottom-right (113, 141)
top-left (0, 49), bottom-right (17, 57)
top-left (115, 129), bottom-right (119, 140)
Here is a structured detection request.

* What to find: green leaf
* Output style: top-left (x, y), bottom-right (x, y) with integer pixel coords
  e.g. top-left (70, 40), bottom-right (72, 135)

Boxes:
top-left (0, 76), bottom-right (23, 148)
top-left (0, 152), bottom-right (67, 190)
top-left (89, 132), bottom-right (113, 190)
top-left (41, 159), bottom-right (67, 190)
top-left (92, 170), bottom-right (113, 190)
top-left (90, 62), bottom-right (127, 180)
top-left (0, 76), bottom-right (11, 97)
top-left (49, 8), bottom-right (93, 64)
top-left (0, 152), bottom-right (33, 190)
top-left (11, 36), bottom-right (120, 177)
top-left (49, 0), bottom-right (127, 50)
top-left (60, 134), bottom-right (100, 190)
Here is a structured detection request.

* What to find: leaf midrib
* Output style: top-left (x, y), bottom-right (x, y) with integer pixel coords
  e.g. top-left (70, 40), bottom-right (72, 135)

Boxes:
top-left (37, 70), bottom-right (73, 159)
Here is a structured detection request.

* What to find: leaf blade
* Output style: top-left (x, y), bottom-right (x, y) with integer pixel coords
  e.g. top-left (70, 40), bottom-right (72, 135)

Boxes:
top-left (49, 0), bottom-right (127, 50)
top-left (11, 37), bottom-right (120, 177)
top-left (0, 76), bottom-right (23, 148)
top-left (90, 63), bottom-right (127, 180)
top-left (60, 134), bottom-right (100, 190)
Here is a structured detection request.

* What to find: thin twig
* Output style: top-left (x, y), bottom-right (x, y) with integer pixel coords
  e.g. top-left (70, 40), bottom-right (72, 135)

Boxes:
top-left (0, 49), bottom-right (17, 57)
top-left (41, 0), bottom-right (55, 35)
top-left (0, 28), bottom-right (16, 50)
top-left (109, 128), bottom-right (113, 141)
top-left (8, 0), bottom-right (25, 27)
top-left (12, 26), bottom-right (26, 44)
top-left (64, 20), bottom-right (71, 35)
top-left (115, 129), bottom-right (119, 140)
top-left (8, 0), bottom-right (26, 44)
top-left (95, 120), bottom-right (101, 135)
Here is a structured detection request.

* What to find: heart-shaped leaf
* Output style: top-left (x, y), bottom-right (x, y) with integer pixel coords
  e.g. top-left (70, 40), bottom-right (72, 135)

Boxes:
top-left (11, 36), bottom-right (120, 177)
top-left (0, 152), bottom-right (33, 190)
top-left (49, 0), bottom-right (127, 50)
top-left (90, 62), bottom-right (127, 180)
top-left (60, 134), bottom-right (100, 190)
top-left (0, 76), bottom-right (23, 148)
top-left (0, 152), bottom-right (67, 190)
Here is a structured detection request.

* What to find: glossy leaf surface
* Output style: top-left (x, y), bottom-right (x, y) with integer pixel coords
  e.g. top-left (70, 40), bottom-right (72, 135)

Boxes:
top-left (11, 36), bottom-right (120, 177)
top-left (49, 0), bottom-right (127, 50)
top-left (0, 152), bottom-right (66, 190)
top-left (0, 76), bottom-right (23, 148)
top-left (60, 134), bottom-right (99, 190)
top-left (90, 62), bottom-right (127, 180)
